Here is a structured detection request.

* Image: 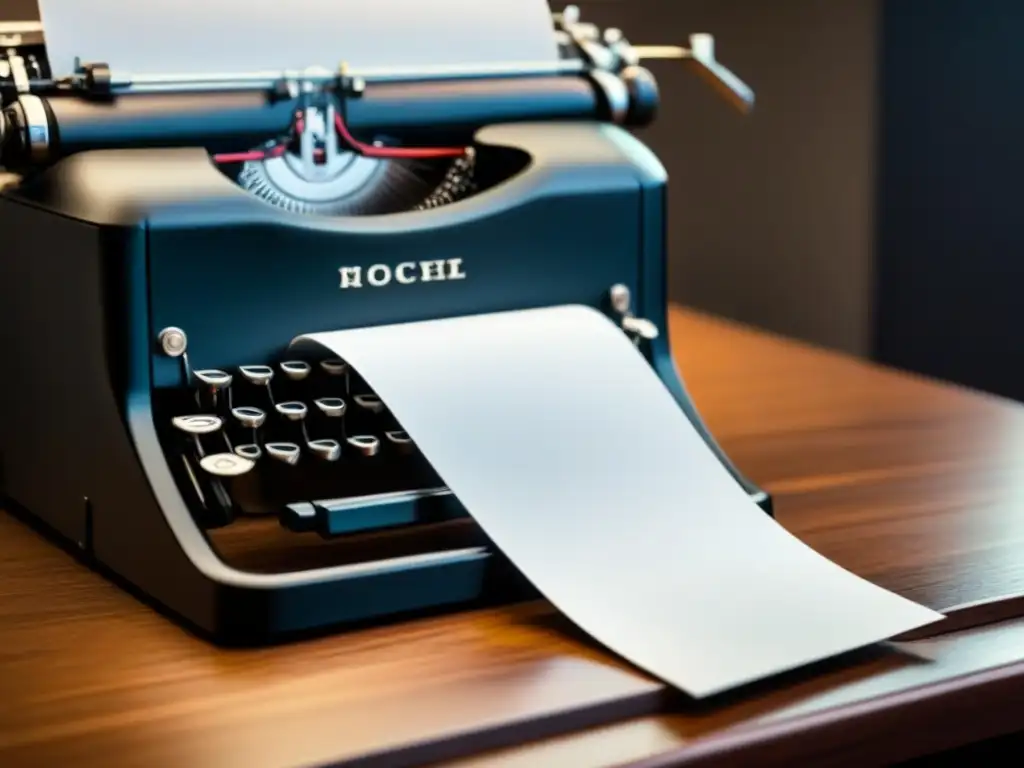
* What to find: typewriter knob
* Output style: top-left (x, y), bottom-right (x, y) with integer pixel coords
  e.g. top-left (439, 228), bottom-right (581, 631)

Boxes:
top-left (609, 283), bottom-right (631, 314)
top-left (158, 327), bottom-right (188, 357)
top-left (622, 66), bottom-right (659, 127)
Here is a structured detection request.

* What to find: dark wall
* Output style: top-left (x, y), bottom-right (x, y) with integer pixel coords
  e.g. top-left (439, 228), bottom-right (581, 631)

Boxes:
top-left (875, 0), bottom-right (1024, 400)
top-left (0, 0), bottom-right (38, 19)
top-left (580, 0), bottom-right (881, 355)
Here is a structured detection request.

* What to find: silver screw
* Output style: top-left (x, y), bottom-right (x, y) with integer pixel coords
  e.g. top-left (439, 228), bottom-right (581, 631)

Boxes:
top-left (158, 327), bottom-right (188, 357)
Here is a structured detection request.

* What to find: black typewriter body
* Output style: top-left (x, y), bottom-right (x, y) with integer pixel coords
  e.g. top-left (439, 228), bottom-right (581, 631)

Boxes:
top-left (0, 1), bottom-right (773, 642)
top-left (0, 121), bottom-right (771, 642)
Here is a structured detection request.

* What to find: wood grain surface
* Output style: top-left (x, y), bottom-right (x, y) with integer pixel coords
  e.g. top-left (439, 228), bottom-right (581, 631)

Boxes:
top-left (3, 306), bottom-right (1024, 768)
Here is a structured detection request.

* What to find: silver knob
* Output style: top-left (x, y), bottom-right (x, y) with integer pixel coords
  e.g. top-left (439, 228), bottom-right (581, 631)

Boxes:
top-left (158, 327), bottom-right (188, 357)
top-left (609, 283), bottom-right (631, 314)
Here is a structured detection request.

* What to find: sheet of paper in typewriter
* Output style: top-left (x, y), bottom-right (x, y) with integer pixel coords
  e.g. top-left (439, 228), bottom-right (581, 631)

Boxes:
top-left (38, 0), bottom-right (558, 78)
top-left (294, 305), bottom-right (943, 698)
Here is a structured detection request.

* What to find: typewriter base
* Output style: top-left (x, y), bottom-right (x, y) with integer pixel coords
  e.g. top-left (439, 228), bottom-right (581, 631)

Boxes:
top-left (0, 125), bottom-right (772, 643)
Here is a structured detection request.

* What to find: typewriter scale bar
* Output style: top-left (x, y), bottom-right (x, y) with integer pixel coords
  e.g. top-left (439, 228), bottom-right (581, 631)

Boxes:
top-left (154, 350), bottom-right (471, 542)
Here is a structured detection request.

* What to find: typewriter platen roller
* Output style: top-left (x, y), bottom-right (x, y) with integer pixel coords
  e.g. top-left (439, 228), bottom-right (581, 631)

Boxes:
top-left (0, 3), bottom-right (771, 642)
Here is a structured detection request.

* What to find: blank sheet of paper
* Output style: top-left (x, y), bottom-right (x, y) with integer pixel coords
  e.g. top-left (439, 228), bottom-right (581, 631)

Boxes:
top-left (294, 305), bottom-right (942, 697)
top-left (37, 0), bottom-right (559, 77)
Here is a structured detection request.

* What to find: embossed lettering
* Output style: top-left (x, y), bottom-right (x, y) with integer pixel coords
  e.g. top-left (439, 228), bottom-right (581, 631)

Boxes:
top-left (395, 262), bottom-right (417, 284)
top-left (338, 259), bottom-right (468, 288)
top-left (446, 258), bottom-right (467, 280)
top-left (419, 260), bottom-right (447, 282)
top-left (339, 266), bottom-right (363, 289)
top-left (367, 264), bottom-right (392, 287)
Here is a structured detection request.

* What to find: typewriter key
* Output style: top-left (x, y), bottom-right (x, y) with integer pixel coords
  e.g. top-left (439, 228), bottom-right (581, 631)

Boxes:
top-left (193, 369), bottom-right (233, 410)
top-left (239, 365), bottom-right (275, 385)
top-left (314, 397), bottom-right (347, 418)
top-left (320, 359), bottom-right (349, 377)
top-left (353, 394), bottom-right (385, 415)
top-left (172, 415), bottom-right (223, 434)
top-left (308, 438), bottom-right (342, 462)
top-left (385, 430), bottom-right (415, 455)
top-left (232, 406), bottom-right (267, 430)
top-left (239, 365), bottom-right (276, 406)
top-left (347, 435), bottom-right (381, 458)
top-left (319, 359), bottom-right (351, 395)
top-left (275, 401), bottom-right (310, 447)
top-left (172, 414), bottom-right (224, 458)
top-left (234, 444), bottom-right (262, 461)
top-left (275, 401), bottom-right (308, 422)
top-left (200, 452), bottom-right (255, 478)
top-left (280, 361), bottom-right (312, 381)
top-left (266, 442), bottom-right (302, 465)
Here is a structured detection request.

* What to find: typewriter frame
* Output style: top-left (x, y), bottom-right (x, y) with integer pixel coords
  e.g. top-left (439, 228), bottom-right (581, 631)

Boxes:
top-left (0, 121), bottom-right (771, 643)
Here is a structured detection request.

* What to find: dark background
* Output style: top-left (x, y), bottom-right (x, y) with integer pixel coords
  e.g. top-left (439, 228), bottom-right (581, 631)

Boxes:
top-left (579, 0), bottom-right (881, 357)
top-left (579, 0), bottom-right (1024, 405)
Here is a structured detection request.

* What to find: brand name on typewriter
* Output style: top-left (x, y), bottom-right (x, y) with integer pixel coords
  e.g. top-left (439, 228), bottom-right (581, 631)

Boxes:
top-left (338, 259), bottom-right (467, 289)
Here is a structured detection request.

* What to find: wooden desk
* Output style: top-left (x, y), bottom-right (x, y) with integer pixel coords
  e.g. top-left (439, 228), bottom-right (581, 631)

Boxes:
top-left (3, 306), bottom-right (1024, 767)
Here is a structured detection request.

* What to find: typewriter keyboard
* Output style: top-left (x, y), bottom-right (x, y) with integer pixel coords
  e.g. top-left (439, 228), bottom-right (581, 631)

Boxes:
top-left (153, 354), bottom-right (468, 539)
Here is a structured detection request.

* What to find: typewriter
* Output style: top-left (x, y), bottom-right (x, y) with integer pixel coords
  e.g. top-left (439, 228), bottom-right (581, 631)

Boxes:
top-left (0, 5), bottom-right (772, 642)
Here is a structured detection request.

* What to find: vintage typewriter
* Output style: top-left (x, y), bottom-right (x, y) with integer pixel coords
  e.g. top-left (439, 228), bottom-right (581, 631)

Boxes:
top-left (0, 5), bottom-right (772, 642)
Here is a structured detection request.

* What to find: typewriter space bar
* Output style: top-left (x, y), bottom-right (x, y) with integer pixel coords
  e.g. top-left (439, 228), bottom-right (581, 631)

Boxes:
top-left (283, 488), bottom-right (468, 537)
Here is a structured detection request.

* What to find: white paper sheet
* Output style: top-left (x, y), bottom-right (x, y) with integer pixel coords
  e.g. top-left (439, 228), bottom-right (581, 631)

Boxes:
top-left (293, 306), bottom-right (942, 698)
top-left (37, 0), bottom-right (559, 78)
